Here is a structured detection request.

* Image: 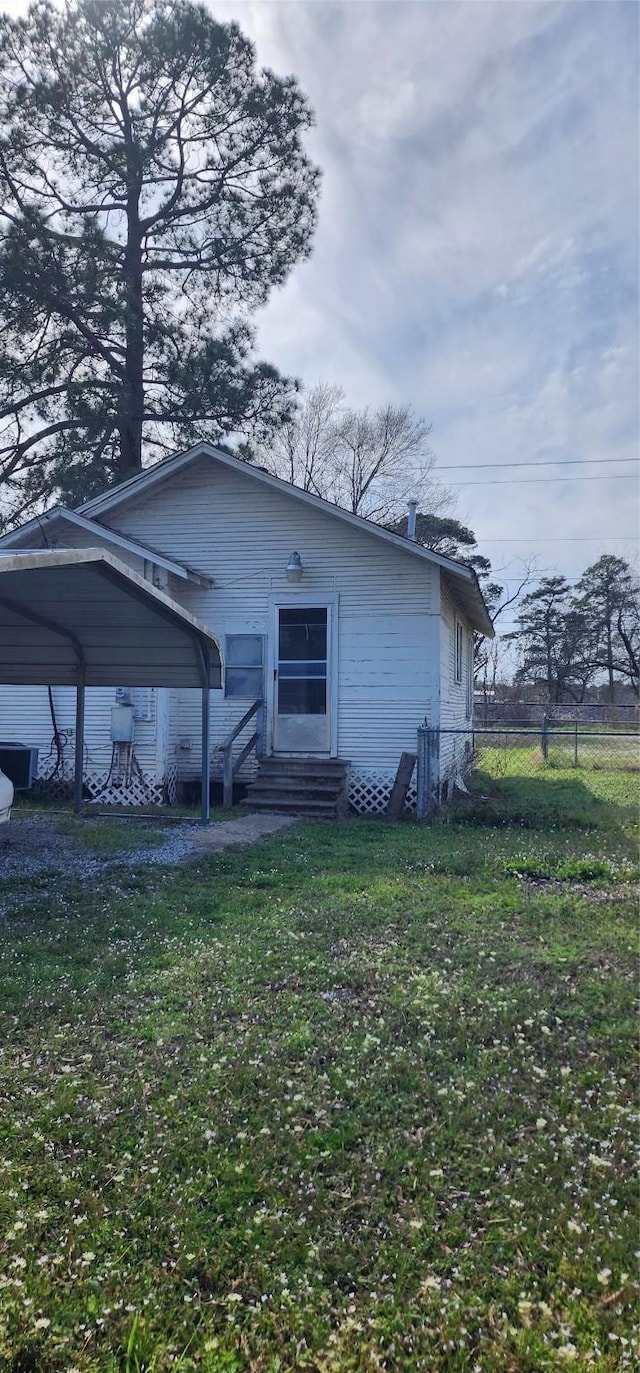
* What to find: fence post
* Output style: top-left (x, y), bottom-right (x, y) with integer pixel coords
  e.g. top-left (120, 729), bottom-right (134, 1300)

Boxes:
top-left (574, 719), bottom-right (578, 768)
top-left (427, 728), bottom-right (439, 814)
top-left (417, 725), bottom-right (440, 819)
top-left (416, 725), bottom-right (427, 819)
top-left (541, 713), bottom-right (549, 761)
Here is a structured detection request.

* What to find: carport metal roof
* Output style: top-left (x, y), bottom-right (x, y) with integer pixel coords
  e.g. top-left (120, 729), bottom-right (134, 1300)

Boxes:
top-left (0, 548), bottom-right (222, 819)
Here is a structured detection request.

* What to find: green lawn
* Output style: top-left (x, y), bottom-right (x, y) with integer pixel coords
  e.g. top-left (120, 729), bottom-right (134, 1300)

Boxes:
top-left (0, 765), bottom-right (638, 1372)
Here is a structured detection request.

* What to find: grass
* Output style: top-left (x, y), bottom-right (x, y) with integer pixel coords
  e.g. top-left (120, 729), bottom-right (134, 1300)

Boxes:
top-left (466, 748), bottom-right (638, 840)
top-left (0, 763), bottom-right (638, 1372)
top-left (474, 735), bottom-right (639, 776)
top-left (53, 816), bottom-right (168, 853)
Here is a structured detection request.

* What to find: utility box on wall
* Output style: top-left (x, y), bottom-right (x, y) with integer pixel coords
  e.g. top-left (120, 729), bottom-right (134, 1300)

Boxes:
top-left (110, 704), bottom-right (135, 743)
top-left (115, 686), bottom-right (153, 722)
top-left (131, 688), bottom-right (153, 722)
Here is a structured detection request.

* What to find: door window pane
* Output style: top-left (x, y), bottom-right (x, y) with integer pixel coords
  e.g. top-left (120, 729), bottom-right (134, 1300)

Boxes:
top-left (279, 608), bottom-right (327, 626)
top-left (278, 678), bottom-right (327, 715)
top-left (278, 660), bottom-right (327, 678)
top-left (277, 608), bottom-right (328, 717)
top-left (279, 608), bottom-right (327, 662)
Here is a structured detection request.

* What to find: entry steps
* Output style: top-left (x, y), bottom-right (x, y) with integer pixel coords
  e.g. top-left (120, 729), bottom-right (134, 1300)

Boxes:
top-left (243, 757), bottom-right (349, 819)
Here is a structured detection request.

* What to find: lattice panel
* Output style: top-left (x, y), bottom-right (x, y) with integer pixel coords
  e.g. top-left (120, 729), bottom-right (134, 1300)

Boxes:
top-left (86, 771), bottom-right (165, 806)
top-left (165, 763), bottom-right (178, 805)
top-left (349, 769), bottom-right (417, 816)
top-left (37, 760), bottom-right (418, 814)
top-left (36, 763), bottom-right (165, 807)
top-left (33, 770), bottom-right (74, 802)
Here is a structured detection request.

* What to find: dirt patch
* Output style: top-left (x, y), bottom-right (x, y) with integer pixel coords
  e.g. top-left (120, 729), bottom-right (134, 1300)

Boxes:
top-left (518, 875), bottom-right (637, 904)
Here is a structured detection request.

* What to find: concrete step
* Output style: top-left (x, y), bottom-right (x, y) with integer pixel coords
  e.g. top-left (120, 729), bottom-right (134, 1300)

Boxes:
top-left (258, 758), bottom-right (348, 776)
top-left (242, 795), bottom-right (338, 817)
top-left (244, 757), bottom-right (349, 818)
top-left (248, 777), bottom-right (345, 797)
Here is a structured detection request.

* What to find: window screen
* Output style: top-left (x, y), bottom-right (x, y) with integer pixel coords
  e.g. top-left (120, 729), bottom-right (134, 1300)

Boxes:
top-left (455, 620), bottom-right (463, 683)
top-left (224, 634), bottom-right (264, 699)
top-left (466, 630), bottom-right (474, 718)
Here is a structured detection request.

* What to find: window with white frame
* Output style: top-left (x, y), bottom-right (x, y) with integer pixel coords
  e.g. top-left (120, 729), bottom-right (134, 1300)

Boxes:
top-left (455, 619), bottom-right (463, 684)
top-left (224, 634), bottom-right (264, 699)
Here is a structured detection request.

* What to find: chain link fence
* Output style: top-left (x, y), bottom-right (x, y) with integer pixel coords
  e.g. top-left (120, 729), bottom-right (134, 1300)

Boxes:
top-left (417, 720), bottom-right (640, 817)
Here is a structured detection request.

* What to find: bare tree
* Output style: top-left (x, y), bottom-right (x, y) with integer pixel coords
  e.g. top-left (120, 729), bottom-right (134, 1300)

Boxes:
top-left (252, 385), bottom-right (449, 522)
top-left (474, 559), bottom-right (536, 678)
top-left (253, 383), bottom-right (344, 493)
top-left (332, 403), bottom-right (443, 520)
top-left (477, 636), bottom-right (502, 717)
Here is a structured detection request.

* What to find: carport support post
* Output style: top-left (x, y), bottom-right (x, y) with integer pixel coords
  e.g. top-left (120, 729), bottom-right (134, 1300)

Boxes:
top-left (201, 683), bottom-right (211, 824)
top-left (74, 676), bottom-right (86, 814)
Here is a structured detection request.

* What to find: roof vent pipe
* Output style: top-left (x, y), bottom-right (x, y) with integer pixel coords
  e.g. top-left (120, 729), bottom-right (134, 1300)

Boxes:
top-left (407, 499), bottom-right (418, 541)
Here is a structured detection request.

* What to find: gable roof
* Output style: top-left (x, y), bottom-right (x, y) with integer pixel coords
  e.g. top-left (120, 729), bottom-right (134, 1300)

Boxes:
top-left (73, 442), bottom-right (491, 636)
top-left (0, 506), bottom-right (211, 587)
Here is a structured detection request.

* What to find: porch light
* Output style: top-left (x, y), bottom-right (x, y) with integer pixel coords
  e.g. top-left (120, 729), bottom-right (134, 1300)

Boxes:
top-left (285, 551), bottom-right (303, 583)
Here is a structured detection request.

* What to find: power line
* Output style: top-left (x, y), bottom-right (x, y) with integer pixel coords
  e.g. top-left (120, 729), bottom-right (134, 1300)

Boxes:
top-left (452, 473), bottom-right (638, 487)
top-left (475, 535), bottom-right (638, 542)
top-left (489, 576), bottom-right (584, 584)
top-left (433, 456), bottom-right (638, 471)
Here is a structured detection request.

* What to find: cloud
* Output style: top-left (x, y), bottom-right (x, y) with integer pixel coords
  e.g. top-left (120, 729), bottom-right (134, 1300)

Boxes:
top-left (208, 0), bottom-right (638, 584)
top-left (5, 0), bottom-right (636, 586)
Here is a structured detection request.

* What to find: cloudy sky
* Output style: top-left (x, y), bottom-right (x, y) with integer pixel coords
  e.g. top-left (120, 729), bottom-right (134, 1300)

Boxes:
top-left (209, 0), bottom-right (638, 621)
top-left (2, 0), bottom-right (637, 617)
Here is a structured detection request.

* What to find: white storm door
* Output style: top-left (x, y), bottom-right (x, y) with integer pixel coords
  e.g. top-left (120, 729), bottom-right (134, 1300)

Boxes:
top-left (274, 605), bottom-right (331, 753)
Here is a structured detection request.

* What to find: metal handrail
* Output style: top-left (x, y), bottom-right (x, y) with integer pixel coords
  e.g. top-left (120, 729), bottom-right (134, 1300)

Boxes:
top-left (218, 699), bottom-right (263, 808)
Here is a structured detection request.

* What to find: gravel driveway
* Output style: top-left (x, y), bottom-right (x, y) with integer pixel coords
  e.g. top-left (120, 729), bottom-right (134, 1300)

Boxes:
top-left (0, 811), bottom-right (297, 915)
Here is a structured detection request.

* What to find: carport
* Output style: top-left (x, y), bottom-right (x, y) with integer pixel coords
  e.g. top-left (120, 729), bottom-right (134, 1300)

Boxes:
top-left (0, 548), bottom-right (222, 821)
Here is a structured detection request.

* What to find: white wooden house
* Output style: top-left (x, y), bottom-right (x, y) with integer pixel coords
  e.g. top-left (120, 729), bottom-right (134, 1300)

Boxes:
top-left (0, 443), bottom-right (493, 813)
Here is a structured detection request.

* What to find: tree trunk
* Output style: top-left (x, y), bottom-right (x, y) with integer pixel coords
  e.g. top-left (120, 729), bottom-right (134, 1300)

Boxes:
top-left (606, 622), bottom-right (615, 704)
top-left (617, 610), bottom-right (639, 696)
top-left (119, 146), bottom-right (144, 481)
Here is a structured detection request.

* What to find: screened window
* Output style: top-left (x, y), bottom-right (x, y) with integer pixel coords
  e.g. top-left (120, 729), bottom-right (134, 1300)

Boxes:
top-left (455, 620), bottom-right (463, 684)
top-left (224, 634), bottom-right (264, 699)
top-left (466, 630), bottom-right (474, 719)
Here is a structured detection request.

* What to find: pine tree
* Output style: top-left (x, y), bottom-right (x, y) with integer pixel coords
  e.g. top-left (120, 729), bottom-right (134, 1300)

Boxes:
top-left (0, 0), bottom-right (320, 524)
top-left (506, 576), bottom-right (590, 703)
top-left (573, 556), bottom-right (639, 701)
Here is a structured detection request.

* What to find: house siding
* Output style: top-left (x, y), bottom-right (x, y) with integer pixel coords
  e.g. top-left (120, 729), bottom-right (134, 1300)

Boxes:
top-left (0, 683), bottom-right (163, 799)
top-left (105, 455), bottom-right (440, 806)
top-left (0, 452), bottom-right (486, 811)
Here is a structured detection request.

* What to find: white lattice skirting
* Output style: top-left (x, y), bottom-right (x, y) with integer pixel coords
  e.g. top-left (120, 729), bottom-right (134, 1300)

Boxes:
top-left (348, 768), bottom-right (417, 816)
top-left (38, 763), bottom-right (171, 806)
top-left (165, 763), bottom-right (178, 805)
top-left (37, 762), bottom-right (414, 815)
